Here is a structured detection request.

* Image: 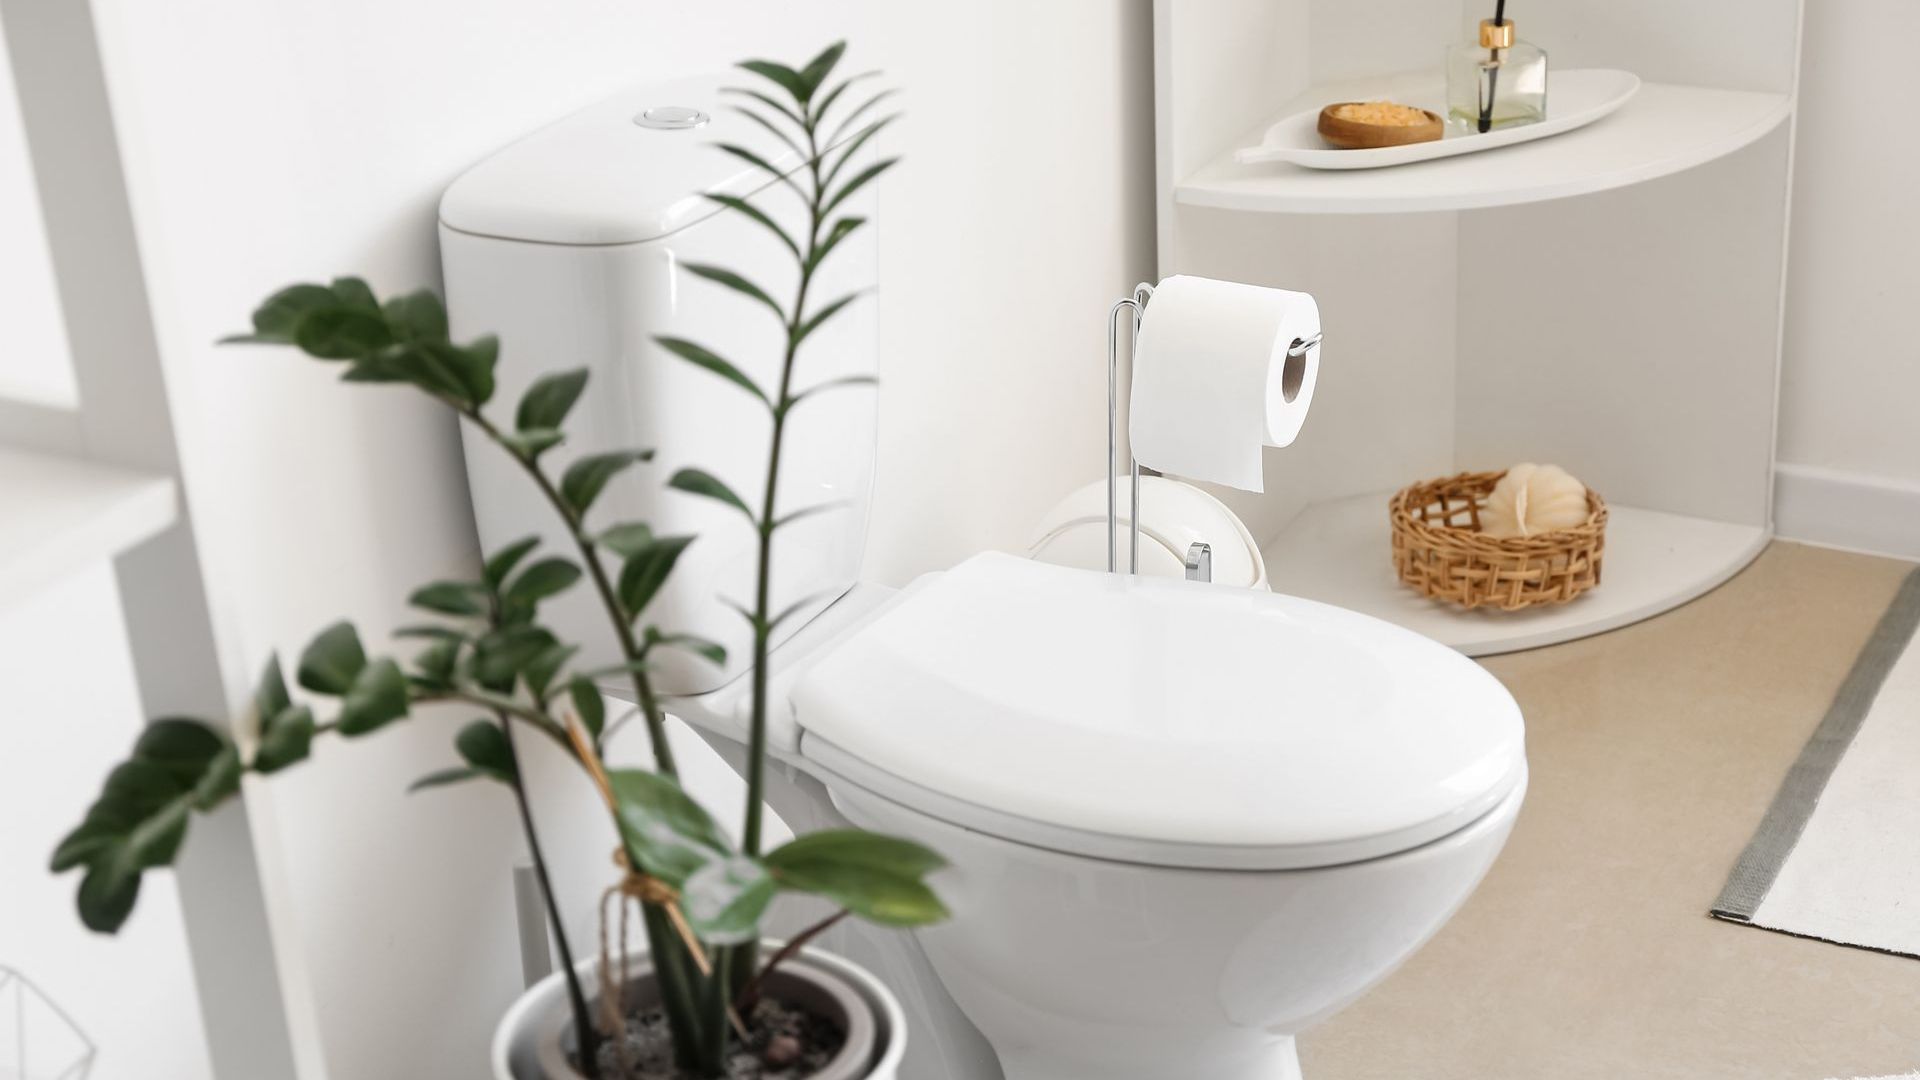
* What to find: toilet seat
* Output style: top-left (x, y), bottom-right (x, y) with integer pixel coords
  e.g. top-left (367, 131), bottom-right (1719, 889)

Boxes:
top-left (790, 552), bottom-right (1526, 870)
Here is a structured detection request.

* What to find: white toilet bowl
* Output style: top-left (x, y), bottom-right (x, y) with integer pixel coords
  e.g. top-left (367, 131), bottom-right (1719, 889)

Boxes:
top-left (669, 551), bottom-right (1528, 1080)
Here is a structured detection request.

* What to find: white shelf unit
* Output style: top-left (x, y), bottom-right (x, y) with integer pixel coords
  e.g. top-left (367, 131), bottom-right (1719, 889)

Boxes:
top-left (2, 0), bottom-right (305, 1073)
top-left (0, 447), bottom-right (176, 605)
top-left (1154, 0), bottom-right (1802, 655)
top-left (1178, 79), bottom-right (1792, 215)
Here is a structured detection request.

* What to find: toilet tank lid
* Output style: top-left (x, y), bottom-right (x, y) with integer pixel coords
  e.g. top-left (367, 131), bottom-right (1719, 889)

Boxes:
top-left (789, 552), bottom-right (1527, 869)
top-left (440, 74), bottom-right (849, 246)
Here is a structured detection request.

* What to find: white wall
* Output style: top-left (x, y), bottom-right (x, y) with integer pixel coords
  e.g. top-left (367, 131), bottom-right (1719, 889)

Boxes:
top-left (1775, 0), bottom-right (1920, 558)
top-left (73, 2), bottom-right (1153, 1077)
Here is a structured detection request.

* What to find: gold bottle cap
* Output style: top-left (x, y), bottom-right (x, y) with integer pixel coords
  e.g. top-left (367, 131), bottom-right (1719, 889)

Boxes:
top-left (1479, 18), bottom-right (1516, 49)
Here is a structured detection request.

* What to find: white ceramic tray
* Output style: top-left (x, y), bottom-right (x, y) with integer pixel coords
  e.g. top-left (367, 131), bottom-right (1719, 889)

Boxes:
top-left (1235, 68), bottom-right (1641, 171)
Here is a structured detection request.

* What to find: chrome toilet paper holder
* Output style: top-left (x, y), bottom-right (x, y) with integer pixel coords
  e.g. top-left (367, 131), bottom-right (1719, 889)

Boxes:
top-left (1106, 282), bottom-right (1321, 577)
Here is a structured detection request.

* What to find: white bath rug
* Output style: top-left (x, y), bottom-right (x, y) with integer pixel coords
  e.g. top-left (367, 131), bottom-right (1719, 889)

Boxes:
top-left (1714, 567), bottom-right (1920, 957)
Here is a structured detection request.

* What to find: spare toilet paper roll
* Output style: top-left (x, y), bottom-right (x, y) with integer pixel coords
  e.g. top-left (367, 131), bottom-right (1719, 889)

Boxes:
top-left (1128, 275), bottom-right (1321, 493)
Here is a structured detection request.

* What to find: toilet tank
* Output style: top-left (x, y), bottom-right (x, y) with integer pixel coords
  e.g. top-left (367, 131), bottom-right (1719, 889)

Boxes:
top-left (439, 74), bottom-right (878, 694)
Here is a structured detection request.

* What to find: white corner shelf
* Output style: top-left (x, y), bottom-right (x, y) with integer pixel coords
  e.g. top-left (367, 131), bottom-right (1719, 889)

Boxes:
top-left (1262, 492), bottom-right (1769, 656)
top-left (1176, 77), bottom-right (1792, 216)
top-left (0, 447), bottom-right (177, 605)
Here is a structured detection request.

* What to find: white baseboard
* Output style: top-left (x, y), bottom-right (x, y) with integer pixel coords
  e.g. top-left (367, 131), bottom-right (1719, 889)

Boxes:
top-left (1774, 463), bottom-right (1920, 562)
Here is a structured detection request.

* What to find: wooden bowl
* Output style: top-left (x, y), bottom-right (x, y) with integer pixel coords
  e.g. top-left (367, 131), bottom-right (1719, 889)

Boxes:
top-left (1316, 103), bottom-right (1444, 150)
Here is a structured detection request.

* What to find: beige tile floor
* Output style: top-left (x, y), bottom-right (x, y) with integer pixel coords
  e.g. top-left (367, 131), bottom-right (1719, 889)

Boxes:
top-left (1300, 542), bottom-right (1920, 1080)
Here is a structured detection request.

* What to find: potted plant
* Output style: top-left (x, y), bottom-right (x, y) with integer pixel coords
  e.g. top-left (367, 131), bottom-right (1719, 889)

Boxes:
top-left (50, 42), bottom-right (938, 1079)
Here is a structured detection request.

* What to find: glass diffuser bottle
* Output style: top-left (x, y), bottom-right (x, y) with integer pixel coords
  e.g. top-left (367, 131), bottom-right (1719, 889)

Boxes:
top-left (1447, 17), bottom-right (1547, 133)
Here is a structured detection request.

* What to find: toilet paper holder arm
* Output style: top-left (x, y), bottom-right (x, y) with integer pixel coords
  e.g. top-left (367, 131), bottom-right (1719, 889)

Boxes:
top-left (1107, 282), bottom-right (1155, 575)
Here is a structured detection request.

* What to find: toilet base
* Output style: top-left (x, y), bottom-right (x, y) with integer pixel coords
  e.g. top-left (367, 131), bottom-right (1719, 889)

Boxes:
top-left (996, 1036), bottom-right (1301, 1080)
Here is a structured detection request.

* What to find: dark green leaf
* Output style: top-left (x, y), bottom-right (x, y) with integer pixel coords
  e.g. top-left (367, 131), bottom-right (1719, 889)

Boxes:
top-left (517, 368), bottom-right (589, 433)
top-left (770, 591), bottom-right (835, 632)
top-left (522, 643), bottom-right (579, 700)
top-left (656, 337), bottom-right (768, 406)
top-left (395, 624), bottom-right (466, 641)
top-left (807, 217), bottom-right (867, 274)
top-left (668, 468), bottom-right (754, 521)
top-left (785, 375), bottom-right (878, 415)
top-left (683, 855), bottom-right (777, 946)
top-left (412, 637), bottom-right (462, 687)
top-left (297, 622), bottom-right (367, 695)
top-left (255, 655), bottom-right (292, 720)
top-left (569, 677), bottom-right (606, 741)
top-left (682, 263), bottom-right (785, 323)
top-left (618, 534), bottom-right (696, 619)
top-left (383, 290), bottom-right (449, 344)
top-left (483, 536), bottom-right (542, 589)
top-left (409, 766), bottom-right (483, 793)
top-left (54, 720), bottom-right (242, 934)
top-left (737, 59), bottom-right (809, 102)
top-left (336, 659), bottom-right (409, 736)
top-left (644, 630), bottom-right (726, 667)
top-left (238, 284), bottom-right (335, 344)
top-left (501, 429), bottom-right (565, 459)
top-left (822, 157), bottom-right (899, 218)
top-left (409, 581), bottom-right (490, 617)
top-left (825, 87), bottom-right (900, 147)
top-left (721, 108), bottom-right (806, 168)
top-left (597, 522), bottom-right (655, 560)
top-left (700, 192), bottom-right (799, 259)
top-left (294, 306), bottom-right (393, 360)
top-left (504, 557), bottom-right (582, 608)
top-left (77, 859), bottom-right (143, 933)
top-left (472, 626), bottom-right (558, 687)
top-left (607, 769), bottom-right (732, 887)
top-left (809, 70), bottom-right (878, 126)
top-left (133, 720), bottom-right (226, 787)
top-left (455, 720), bottom-right (516, 783)
top-left (772, 499), bottom-right (853, 530)
top-left (822, 113), bottom-right (899, 190)
top-left (447, 335), bottom-right (499, 406)
top-left (723, 86), bottom-right (808, 132)
top-left (348, 342), bottom-right (469, 401)
top-left (254, 705), bottom-right (315, 774)
top-left (796, 41), bottom-right (848, 99)
top-left (561, 450), bottom-right (652, 517)
top-left (192, 745), bottom-right (242, 811)
top-left (329, 276), bottom-right (379, 312)
top-left (337, 345), bottom-right (412, 383)
top-left (791, 292), bottom-right (867, 351)
top-left (720, 597), bottom-right (764, 633)
top-left (716, 144), bottom-right (804, 195)
top-left (765, 829), bottom-right (949, 926)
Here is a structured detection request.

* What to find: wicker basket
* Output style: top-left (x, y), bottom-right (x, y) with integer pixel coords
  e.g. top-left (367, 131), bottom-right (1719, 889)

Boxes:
top-left (1389, 470), bottom-right (1607, 611)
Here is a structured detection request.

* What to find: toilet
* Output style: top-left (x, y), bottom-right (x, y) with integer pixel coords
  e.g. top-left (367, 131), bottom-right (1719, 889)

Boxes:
top-left (443, 75), bottom-right (1527, 1080)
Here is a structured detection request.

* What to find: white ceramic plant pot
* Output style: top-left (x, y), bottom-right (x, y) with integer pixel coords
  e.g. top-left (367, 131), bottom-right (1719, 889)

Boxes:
top-left (492, 941), bottom-right (907, 1080)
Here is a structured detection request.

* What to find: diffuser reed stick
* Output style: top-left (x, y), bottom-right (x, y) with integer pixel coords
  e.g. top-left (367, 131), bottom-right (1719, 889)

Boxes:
top-left (1478, 0), bottom-right (1508, 134)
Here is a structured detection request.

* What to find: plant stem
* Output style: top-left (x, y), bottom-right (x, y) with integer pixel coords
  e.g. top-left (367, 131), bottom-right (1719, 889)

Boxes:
top-left (465, 409), bottom-right (679, 779)
top-left (456, 405), bottom-right (712, 1070)
top-left (496, 712), bottom-right (601, 1078)
top-left (734, 909), bottom-right (848, 1014)
top-left (742, 112), bottom-right (827, 859)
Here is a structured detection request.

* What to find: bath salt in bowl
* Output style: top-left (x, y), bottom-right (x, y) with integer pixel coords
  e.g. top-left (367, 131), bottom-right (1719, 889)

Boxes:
top-left (1317, 101), bottom-right (1444, 149)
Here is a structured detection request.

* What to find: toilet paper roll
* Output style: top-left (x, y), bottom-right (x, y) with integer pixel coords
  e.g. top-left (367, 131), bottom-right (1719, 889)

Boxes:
top-left (1128, 275), bottom-right (1321, 493)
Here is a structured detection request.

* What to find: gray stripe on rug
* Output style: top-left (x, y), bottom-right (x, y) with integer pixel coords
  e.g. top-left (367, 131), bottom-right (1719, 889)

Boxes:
top-left (1713, 566), bottom-right (1920, 922)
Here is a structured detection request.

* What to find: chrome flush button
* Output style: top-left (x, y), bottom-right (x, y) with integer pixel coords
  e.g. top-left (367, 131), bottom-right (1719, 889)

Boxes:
top-left (635, 105), bottom-right (710, 130)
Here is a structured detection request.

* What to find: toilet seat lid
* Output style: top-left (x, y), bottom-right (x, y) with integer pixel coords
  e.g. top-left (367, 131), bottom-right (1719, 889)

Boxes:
top-left (790, 552), bottom-right (1526, 870)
